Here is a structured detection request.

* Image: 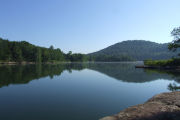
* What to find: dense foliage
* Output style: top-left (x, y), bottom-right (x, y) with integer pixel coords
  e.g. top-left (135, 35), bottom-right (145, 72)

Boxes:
top-left (65, 51), bottom-right (89, 62)
top-left (168, 27), bottom-right (180, 55)
top-left (0, 38), bottom-right (88, 63)
top-left (144, 58), bottom-right (180, 66)
top-left (89, 40), bottom-right (179, 61)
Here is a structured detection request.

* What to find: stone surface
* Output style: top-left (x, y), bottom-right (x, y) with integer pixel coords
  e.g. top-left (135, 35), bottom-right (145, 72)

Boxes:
top-left (100, 91), bottom-right (180, 120)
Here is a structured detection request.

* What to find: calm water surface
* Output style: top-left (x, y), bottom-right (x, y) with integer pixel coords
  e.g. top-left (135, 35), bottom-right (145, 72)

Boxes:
top-left (0, 62), bottom-right (180, 120)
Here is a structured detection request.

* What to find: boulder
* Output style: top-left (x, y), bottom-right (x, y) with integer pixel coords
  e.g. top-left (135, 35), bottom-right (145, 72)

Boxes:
top-left (100, 91), bottom-right (180, 120)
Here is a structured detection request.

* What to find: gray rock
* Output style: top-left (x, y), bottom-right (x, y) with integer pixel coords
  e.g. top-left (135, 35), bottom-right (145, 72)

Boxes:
top-left (100, 91), bottom-right (180, 120)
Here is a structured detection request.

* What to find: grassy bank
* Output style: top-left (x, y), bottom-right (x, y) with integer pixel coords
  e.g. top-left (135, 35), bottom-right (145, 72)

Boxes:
top-left (144, 58), bottom-right (180, 67)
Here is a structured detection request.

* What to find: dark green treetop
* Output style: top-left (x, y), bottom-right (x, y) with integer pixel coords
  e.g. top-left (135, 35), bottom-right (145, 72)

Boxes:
top-left (169, 27), bottom-right (180, 54)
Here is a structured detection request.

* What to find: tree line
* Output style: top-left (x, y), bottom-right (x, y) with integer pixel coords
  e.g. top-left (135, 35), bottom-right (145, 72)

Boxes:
top-left (0, 38), bottom-right (88, 63)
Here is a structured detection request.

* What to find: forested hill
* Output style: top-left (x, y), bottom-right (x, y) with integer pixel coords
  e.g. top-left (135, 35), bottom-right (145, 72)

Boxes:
top-left (0, 38), bottom-right (178, 62)
top-left (89, 40), bottom-right (178, 61)
top-left (0, 38), bottom-right (88, 63)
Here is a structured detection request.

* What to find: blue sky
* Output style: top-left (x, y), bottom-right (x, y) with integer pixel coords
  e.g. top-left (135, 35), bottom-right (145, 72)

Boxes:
top-left (0, 0), bottom-right (180, 53)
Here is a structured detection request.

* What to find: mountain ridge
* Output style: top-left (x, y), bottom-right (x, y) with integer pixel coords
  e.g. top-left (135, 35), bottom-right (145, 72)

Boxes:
top-left (89, 40), bottom-right (178, 61)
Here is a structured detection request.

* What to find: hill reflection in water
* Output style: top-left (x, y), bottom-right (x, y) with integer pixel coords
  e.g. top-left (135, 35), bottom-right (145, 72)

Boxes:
top-left (0, 62), bottom-right (180, 88)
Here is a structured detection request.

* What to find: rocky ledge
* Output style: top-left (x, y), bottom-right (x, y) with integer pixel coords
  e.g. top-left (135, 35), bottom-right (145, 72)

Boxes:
top-left (100, 91), bottom-right (180, 120)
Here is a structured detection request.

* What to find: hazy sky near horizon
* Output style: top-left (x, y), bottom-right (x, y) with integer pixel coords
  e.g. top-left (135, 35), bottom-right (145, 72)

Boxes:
top-left (0, 0), bottom-right (180, 53)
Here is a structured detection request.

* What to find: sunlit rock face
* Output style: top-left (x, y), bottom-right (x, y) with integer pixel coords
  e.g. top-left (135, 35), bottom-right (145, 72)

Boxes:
top-left (100, 91), bottom-right (180, 120)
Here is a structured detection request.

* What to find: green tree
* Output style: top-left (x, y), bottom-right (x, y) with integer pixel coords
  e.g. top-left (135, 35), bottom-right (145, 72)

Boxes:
top-left (13, 45), bottom-right (23, 62)
top-left (66, 51), bottom-right (72, 61)
top-left (168, 27), bottom-right (180, 55)
top-left (36, 48), bottom-right (42, 63)
top-left (49, 45), bottom-right (54, 50)
top-left (0, 38), bottom-right (90, 63)
top-left (42, 49), bottom-right (50, 62)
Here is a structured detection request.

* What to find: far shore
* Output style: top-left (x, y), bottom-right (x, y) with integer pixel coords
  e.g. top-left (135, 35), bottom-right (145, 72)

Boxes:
top-left (0, 61), bottom-right (143, 65)
top-left (0, 61), bottom-right (70, 65)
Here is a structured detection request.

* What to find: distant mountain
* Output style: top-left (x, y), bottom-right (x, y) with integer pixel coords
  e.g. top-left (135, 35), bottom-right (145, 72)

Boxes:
top-left (89, 40), bottom-right (178, 61)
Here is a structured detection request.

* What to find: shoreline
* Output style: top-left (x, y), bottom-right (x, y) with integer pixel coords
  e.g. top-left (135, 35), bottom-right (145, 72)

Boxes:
top-left (0, 61), bottom-right (73, 65)
top-left (100, 91), bottom-right (180, 120)
top-left (0, 61), bottom-right (143, 65)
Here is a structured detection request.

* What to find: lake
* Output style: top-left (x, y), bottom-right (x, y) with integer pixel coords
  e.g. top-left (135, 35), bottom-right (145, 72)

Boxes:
top-left (0, 62), bottom-right (180, 120)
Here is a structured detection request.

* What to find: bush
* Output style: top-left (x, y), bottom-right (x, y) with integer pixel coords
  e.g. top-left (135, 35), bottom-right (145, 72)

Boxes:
top-left (144, 58), bottom-right (180, 66)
